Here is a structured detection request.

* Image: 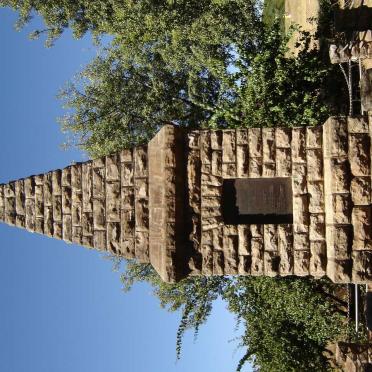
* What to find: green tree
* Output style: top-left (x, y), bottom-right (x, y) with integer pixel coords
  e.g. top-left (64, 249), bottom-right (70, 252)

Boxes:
top-left (118, 260), bottom-right (348, 372)
top-left (5, 0), bottom-right (338, 153)
top-left (58, 23), bottom-right (334, 157)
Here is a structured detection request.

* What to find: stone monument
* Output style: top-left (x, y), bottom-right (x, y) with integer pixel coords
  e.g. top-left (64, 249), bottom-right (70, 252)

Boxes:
top-left (1, 115), bottom-right (372, 284)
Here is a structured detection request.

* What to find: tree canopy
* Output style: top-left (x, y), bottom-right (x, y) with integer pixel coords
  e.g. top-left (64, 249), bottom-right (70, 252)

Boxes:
top-left (4, 0), bottom-right (342, 158)
top-left (118, 260), bottom-right (348, 372)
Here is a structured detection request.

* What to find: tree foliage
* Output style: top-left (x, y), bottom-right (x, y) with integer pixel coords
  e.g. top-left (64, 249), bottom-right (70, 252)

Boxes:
top-left (118, 260), bottom-right (348, 372)
top-left (4, 0), bottom-right (340, 158)
top-left (58, 22), bottom-right (334, 157)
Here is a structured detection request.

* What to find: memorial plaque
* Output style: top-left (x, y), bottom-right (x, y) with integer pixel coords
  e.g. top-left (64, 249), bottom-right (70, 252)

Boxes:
top-left (222, 178), bottom-right (293, 224)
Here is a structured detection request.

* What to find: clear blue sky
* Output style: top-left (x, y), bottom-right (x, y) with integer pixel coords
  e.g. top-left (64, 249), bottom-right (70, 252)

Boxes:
top-left (0, 8), bottom-right (251, 372)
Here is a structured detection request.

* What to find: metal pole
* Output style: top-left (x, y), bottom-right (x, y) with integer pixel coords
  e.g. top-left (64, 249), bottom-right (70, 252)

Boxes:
top-left (359, 58), bottom-right (365, 114)
top-left (355, 283), bottom-right (359, 335)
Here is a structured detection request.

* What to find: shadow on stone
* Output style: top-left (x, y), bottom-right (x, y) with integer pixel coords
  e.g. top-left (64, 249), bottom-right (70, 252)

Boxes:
top-left (334, 6), bottom-right (372, 32)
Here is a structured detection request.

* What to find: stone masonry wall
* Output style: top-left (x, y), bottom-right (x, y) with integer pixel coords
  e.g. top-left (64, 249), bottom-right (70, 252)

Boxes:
top-left (186, 116), bottom-right (372, 284)
top-left (187, 126), bottom-right (326, 278)
top-left (324, 116), bottom-right (372, 283)
top-left (1, 116), bottom-right (372, 284)
top-left (0, 147), bottom-right (150, 262)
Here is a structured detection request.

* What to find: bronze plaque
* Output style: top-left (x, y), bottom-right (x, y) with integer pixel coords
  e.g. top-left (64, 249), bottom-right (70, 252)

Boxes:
top-left (222, 178), bottom-right (293, 224)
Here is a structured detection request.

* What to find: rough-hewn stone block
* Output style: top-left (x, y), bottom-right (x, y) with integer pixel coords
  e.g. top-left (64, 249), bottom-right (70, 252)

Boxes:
top-left (211, 151), bottom-right (222, 176)
top-left (222, 130), bottom-right (236, 163)
top-left (327, 259), bottom-right (351, 283)
top-left (71, 164), bottom-right (82, 192)
top-left (134, 146), bottom-right (148, 178)
top-left (72, 194), bottom-right (82, 227)
top-left (15, 180), bottom-right (25, 216)
top-left (24, 177), bottom-right (34, 199)
top-left (237, 145), bottom-right (248, 177)
top-left (120, 149), bottom-right (133, 163)
top-left (262, 128), bottom-right (275, 163)
top-left (25, 198), bottom-right (35, 231)
top-left (106, 154), bottom-right (120, 181)
top-left (62, 186), bottom-right (72, 215)
top-left (222, 162), bottom-right (237, 178)
top-left (44, 206), bottom-right (53, 237)
top-left (53, 222), bottom-right (62, 239)
top-left (323, 117), bottom-right (348, 158)
top-left (276, 148), bottom-right (291, 176)
top-left (352, 206), bottom-right (371, 248)
top-left (236, 129), bottom-right (248, 145)
top-left (352, 250), bottom-right (372, 282)
top-left (82, 162), bottom-right (92, 213)
top-left (43, 173), bottom-right (53, 207)
top-left (327, 225), bottom-right (351, 259)
top-left (306, 126), bottom-right (322, 148)
top-left (264, 251), bottom-right (279, 277)
top-left (307, 148), bottom-right (323, 181)
top-left (332, 194), bottom-right (351, 224)
top-left (251, 238), bottom-right (264, 275)
top-left (238, 225), bottom-right (250, 255)
top-left (263, 162), bottom-right (276, 177)
top-left (278, 225), bottom-right (293, 275)
top-left (201, 131), bottom-right (212, 165)
top-left (135, 198), bottom-right (149, 230)
top-left (238, 255), bottom-right (251, 275)
top-left (93, 199), bottom-right (106, 231)
top-left (72, 226), bottom-right (82, 245)
top-left (92, 167), bottom-right (105, 199)
top-left (62, 167), bottom-right (71, 187)
top-left (52, 170), bottom-right (62, 196)
top-left (264, 224), bottom-right (277, 251)
top-left (348, 117), bottom-right (368, 133)
top-left (249, 157), bottom-right (262, 177)
top-left (121, 239), bottom-right (135, 258)
top-left (81, 235), bottom-right (93, 248)
top-left (292, 163), bottom-right (307, 195)
top-left (211, 131), bottom-right (222, 150)
top-left (62, 214), bottom-right (72, 243)
top-left (121, 209), bottom-right (135, 237)
top-left (292, 127), bottom-right (306, 163)
top-left (93, 230), bottom-right (106, 250)
top-left (331, 158), bottom-right (350, 193)
top-left (250, 224), bottom-right (263, 239)
top-left (276, 128), bottom-right (291, 148)
top-left (349, 133), bottom-right (370, 176)
top-left (293, 232), bottom-right (310, 251)
top-left (213, 250), bottom-right (224, 275)
top-left (308, 181), bottom-right (324, 214)
top-left (106, 182), bottom-right (121, 222)
top-left (310, 241), bottom-right (327, 277)
top-left (294, 250), bottom-right (310, 276)
top-left (82, 212), bottom-right (93, 236)
top-left (201, 245), bottom-right (213, 276)
top-left (309, 213), bottom-right (325, 241)
top-left (248, 128), bottom-right (262, 157)
top-left (351, 176), bottom-right (370, 205)
top-left (16, 215), bottom-right (25, 228)
top-left (107, 222), bottom-right (121, 254)
top-left (293, 194), bottom-right (309, 233)
top-left (35, 185), bottom-right (44, 218)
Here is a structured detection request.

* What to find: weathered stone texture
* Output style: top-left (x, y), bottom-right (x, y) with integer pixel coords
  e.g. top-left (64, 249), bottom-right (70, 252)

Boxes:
top-left (0, 144), bottom-right (149, 262)
top-left (1, 116), bottom-right (372, 284)
top-left (324, 116), bottom-right (372, 283)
